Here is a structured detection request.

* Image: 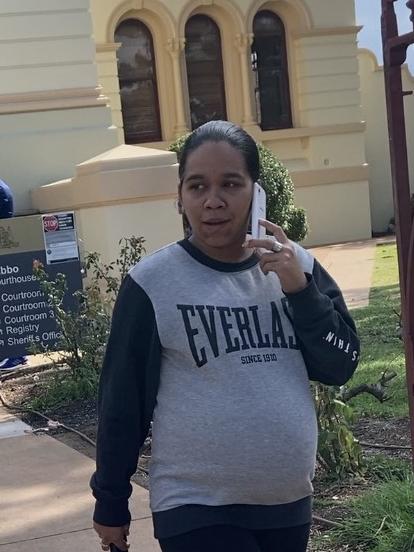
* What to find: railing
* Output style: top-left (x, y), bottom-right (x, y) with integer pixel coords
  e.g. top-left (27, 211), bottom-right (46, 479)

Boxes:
top-left (381, 0), bottom-right (414, 467)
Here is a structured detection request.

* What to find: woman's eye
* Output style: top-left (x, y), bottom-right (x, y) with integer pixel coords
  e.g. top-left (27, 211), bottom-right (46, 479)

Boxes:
top-left (189, 182), bottom-right (204, 191)
top-left (224, 181), bottom-right (240, 188)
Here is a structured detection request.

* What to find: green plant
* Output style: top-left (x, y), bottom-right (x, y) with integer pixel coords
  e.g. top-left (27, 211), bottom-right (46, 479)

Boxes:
top-left (327, 476), bottom-right (414, 552)
top-left (257, 144), bottom-right (308, 242)
top-left (28, 372), bottom-right (101, 410)
top-left (31, 236), bottom-right (145, 407)
top-left (169, 135), bottom-right (308, 242)
top-left (348, 244), bottom-right (406, 418)
top-left (314, 383), bottom-right (365, 478)
top-left (85, 236), bottom-right (145, 302)
top-left (32, 265), bottom-right (108, 388)
top-left (364, 455), bottom-right (411, 483)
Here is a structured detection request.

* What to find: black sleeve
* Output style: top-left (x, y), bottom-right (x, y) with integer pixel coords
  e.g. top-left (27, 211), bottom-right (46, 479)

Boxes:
top-left (285, 259), bottom-right (360, 386)
top-left (90, 274), bottom-right (161, 527)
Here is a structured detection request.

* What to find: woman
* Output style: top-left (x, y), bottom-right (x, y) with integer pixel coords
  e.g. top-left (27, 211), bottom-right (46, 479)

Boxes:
top-left (91, 121), bottom-right (359, 552)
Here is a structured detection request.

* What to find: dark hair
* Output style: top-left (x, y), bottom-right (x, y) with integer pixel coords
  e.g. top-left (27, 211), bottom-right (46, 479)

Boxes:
top-left (178, 120), bottom-right (260, 183)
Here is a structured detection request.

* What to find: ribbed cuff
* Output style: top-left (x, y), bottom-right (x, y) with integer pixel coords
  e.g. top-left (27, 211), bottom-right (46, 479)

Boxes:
top-left (93, 500), bottom-right (131, 527)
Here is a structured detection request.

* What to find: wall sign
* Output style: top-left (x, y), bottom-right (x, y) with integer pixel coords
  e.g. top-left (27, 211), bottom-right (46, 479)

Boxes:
top-left (0, 213), bottom-right (82, 358)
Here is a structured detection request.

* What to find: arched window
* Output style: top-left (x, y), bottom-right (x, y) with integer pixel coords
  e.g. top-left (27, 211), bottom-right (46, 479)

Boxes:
top-left (252, 11), bottom-right (292, 130)
top-left (185, 15), bottom-right (227, 129)
top-left (115, 19), bottom-right (162, 143)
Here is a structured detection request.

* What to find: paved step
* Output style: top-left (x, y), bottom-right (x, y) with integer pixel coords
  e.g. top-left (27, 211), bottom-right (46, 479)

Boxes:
top-left (0, 406), bottom-right (31, 439)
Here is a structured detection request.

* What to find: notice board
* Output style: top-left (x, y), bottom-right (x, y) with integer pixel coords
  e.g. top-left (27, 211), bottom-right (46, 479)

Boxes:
top-left (0, 213), bottom-right (83, 358)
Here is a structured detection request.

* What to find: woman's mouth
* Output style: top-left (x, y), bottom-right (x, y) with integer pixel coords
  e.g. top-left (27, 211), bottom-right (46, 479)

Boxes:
top-left (202, 219), bottom-right (231, 227)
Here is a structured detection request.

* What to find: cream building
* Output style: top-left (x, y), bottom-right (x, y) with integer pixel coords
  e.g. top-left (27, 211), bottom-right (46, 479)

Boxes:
top-left (1, 0), bottom-right (400, 259)
top-left (90, 0), bottom-right (372, 248)
top-left (358, 48), bottom-right (414, 234)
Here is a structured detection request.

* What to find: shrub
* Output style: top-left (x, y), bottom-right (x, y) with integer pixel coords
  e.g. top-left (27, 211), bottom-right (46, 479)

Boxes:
top-left (257, 144), bottom-right (308, 242)
top-left (30, 237), bottom-right (145, 407)
top-left (314, 384), bottom-right (364, 478)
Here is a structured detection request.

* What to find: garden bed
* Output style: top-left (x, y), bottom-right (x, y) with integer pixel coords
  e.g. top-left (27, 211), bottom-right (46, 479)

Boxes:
top-left (0, 364), bottom-right (411, 552)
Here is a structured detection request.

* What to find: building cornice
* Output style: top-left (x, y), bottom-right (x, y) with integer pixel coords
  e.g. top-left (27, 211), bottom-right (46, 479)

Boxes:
top-left (259, 122), bottom-right (366, 142)
top-left (291, 164), bottom-right (370, 188)
top-left (294, 25), bottom-right (362, 39)
top-left (0, 87), bottom-right (109, 115)
top-left (96, 42), bottom-right (122, 53)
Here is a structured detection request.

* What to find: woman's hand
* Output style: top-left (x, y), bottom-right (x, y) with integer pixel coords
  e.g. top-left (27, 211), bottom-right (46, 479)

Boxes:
top-left (93, 521), bottom-right (130, 551)
top-left (244, 219), bottom-right (308, 294)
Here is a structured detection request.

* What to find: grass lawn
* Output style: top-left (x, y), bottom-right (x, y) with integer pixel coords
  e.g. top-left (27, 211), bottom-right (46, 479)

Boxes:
top-left (346, 242), bottom-right (408, 418)
top-left (315, 242), bottom-right (414, 552)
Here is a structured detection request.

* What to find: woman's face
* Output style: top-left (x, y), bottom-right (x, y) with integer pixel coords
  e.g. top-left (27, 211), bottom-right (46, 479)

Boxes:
top-left (180, 141), bottom-right (254, 261)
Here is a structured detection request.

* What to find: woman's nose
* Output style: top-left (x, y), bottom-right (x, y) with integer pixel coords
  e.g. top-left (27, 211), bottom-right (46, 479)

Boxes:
top-left (204, 191), bottom-right (225, 209)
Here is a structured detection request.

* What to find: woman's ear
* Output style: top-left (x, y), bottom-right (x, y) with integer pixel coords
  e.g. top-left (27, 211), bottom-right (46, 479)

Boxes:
top-left (177, 182), bottom-right (185, 214)
top-left (177, 199), bottom-right (184, 215)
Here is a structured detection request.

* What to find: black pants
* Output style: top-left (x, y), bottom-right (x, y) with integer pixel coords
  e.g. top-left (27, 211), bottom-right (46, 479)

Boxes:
top-left (158, 523), bottom-right (311, 552)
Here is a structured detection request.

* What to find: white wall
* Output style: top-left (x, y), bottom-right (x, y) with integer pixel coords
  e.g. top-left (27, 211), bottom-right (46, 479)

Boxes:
top-left (76, 200), bottom-right (183, 264)
top-left (358, 49), bottom-right (414, 233)
top-left (0, 0), bottom-right (118, 214)
top-left (0, 0), bottom-right (98, 95)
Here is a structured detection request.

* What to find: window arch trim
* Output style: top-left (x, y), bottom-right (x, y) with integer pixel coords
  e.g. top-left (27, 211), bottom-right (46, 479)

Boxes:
top-left (246, 0), bottom-right (313, 35)
top-left (178, 0), bottom-right (244, 37)
top-left (107, 0), bottom-right (175, 42)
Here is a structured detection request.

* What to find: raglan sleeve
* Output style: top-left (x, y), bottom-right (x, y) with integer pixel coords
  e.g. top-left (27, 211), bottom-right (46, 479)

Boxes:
top-left (284, 257), bottom-right (360, 386)
top-left (90, 273), bottom-right (161, 527)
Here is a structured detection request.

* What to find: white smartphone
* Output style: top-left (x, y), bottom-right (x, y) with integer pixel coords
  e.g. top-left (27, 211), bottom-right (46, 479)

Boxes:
top-left (251, 182), bottom-right (266, 239)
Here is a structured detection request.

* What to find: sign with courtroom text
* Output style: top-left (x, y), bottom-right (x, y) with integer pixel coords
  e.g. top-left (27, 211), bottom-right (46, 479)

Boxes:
top-left (0, 213), bottom-right (82, 358)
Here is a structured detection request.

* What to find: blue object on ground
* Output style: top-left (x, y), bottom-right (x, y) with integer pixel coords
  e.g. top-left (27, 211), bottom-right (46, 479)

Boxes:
top-left (0, 179), bottom-right (14, 219)
top-left (0, 357), bottom-right (28, 370)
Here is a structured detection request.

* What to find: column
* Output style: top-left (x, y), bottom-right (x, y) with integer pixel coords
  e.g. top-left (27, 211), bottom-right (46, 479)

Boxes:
top-left (235, 33), bottom-right (256, 126)
top-left (96, 42), bottom-right (123, 145)
top-left (166, 37), bottom-right (189, 137)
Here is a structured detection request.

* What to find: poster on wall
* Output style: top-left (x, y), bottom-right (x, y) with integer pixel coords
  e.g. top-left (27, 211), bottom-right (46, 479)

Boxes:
top-left (42, 212), bottom-right (79, 264)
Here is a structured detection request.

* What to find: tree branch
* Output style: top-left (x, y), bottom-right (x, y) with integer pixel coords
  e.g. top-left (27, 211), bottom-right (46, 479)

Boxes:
top-left (359, 441), bottom-right (411, 450)
top-left (312, 515), bottom-right (343, 528)
top-left (339, 370), bottom-right (397, 403)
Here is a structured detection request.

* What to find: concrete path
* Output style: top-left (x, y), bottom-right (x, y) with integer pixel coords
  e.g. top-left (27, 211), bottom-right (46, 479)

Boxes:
top-left (309, 238), bottom-right (392, 309)
top-left (0, 238), bottom-right (391, 551)
top-left (0, 406), bottom-right (31, 440)
top-left (0, 406), bottom-right (159, 551)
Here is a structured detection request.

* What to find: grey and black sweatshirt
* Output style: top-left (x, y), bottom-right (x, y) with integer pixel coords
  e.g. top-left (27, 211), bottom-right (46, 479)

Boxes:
top-left (90, 239), bottom-right (360, 539)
